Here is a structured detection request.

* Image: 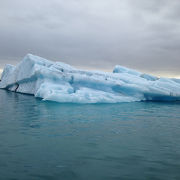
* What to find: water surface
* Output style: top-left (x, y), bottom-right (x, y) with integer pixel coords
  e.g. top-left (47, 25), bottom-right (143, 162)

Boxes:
top-left (0, 89), bottom-right (180, 180)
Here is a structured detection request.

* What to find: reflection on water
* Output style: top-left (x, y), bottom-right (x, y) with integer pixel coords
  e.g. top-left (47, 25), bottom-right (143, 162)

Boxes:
top-left (0, 89), bottom-right (180, 180)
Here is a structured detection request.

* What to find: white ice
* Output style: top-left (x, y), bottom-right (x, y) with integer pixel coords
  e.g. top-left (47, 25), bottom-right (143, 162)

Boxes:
top-left (0, 54), bottom-right (180, 103)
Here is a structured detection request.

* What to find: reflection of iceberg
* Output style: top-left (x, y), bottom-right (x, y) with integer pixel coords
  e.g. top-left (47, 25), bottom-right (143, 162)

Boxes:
top-left (0, 54), bottom-right (180, 103)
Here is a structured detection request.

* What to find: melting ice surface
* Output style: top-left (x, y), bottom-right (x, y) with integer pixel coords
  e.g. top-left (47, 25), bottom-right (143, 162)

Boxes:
top-left (0, 54), bottom-right (180, 103)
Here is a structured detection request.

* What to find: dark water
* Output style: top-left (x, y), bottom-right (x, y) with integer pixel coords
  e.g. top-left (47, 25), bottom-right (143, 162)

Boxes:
top-left (0, 90), bottom-right (180, 180)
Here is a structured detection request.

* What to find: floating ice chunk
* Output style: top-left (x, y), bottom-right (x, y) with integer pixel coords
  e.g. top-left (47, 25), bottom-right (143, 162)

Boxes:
top-left (1, 54), bottom-right (180, 103)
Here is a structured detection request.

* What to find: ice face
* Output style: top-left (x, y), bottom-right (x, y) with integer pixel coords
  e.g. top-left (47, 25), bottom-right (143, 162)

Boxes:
top-left (1, 54), bottom-right (180, 103)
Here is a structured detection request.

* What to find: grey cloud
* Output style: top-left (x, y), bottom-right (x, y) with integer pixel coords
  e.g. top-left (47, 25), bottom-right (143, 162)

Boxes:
top-left (0, 0), bottom-right (180, 76)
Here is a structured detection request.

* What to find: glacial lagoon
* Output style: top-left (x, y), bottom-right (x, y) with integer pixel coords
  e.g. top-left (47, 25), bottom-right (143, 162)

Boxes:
top-left (0, 89), bottom-right (180, 180)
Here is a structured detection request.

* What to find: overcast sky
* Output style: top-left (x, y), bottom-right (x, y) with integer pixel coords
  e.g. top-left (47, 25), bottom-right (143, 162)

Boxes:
top-left (0, 0), bottom-right (180, 77)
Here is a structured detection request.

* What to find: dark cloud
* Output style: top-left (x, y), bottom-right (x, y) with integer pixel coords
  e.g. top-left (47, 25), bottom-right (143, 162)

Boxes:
top-left (0, 0), bottom-right (180, 77)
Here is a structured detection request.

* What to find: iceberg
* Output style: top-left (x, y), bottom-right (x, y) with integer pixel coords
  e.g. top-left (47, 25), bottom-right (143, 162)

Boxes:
top-left (0, 54), bottom-right (180, 103)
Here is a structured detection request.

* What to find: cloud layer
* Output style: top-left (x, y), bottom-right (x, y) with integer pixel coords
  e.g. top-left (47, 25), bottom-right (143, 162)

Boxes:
top-left (0, 0), bottom-right (180, 76)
